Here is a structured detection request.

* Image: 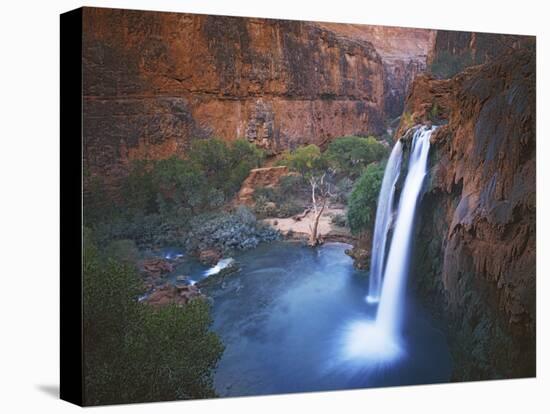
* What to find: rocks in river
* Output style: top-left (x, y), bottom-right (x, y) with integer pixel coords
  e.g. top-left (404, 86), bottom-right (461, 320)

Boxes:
top-left (145, 284), bottom-right (204, 308)
top-left (345, 247), bottom-right (371, 270)
top-left (140, 258), bottom-right (173, 278)
top-left (185, 206), bottom-right (280, 254)
top-left (198, 259), bottom-right (240, 289)
top-left (176, 275), bottom-right (190, 284)
top-left (198, 248), bottom-right (222, 266)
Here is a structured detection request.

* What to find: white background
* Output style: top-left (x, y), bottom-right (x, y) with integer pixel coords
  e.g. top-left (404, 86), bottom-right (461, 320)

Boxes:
top-left (0, 0), bottom-right (547, 412)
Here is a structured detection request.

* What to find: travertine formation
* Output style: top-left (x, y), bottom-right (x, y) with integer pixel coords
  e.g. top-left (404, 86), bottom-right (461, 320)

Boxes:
top-left (402, 40), bottom-right (535, 380)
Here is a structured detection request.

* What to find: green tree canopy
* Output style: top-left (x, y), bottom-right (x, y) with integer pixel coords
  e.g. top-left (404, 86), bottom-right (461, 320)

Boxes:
top-left (83, 229), bottom-right (224, 405)
top-left (278, 144), bottom-right (328, 178)
top-left (347, 162), bottom-right (385, 235)
top-left (325, 136), bottom-right (388, 177)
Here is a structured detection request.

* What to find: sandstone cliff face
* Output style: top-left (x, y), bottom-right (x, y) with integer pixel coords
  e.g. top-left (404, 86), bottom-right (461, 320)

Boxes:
top-left (404, 45), bottom-right (535, 379)
top-left (427, 30), bottom-right (531, 79)
top-left (82, 7), bottom-right (386, 181)
top-left (317, 23), bottom-right (435, 118)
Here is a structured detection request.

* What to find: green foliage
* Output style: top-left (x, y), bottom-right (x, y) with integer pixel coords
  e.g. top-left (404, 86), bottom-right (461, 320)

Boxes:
top-left (189, 138), bottom-right (264, 197)
top-left (401, 112), bottom-right (414, 131)
top-left (84, 138), bottom-right (264, 249)
top-left (325, 136), bottom-right (388, 177)
top-left (104, 239), bottom-right (140, 265)
top-left (83, 231), bottom-right (224, 405)
top-left (347, 163), bottom-right (385, 235)
top-left (153, 156), bottom-right (207, 215)
top-left (278, 144), bottom-right (327, 177)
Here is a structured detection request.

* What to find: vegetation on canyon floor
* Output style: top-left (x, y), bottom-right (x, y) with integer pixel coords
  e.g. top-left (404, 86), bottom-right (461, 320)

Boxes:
top-left (83, 229), bottom-right (224, 405)
top-left (83, 132), bottom-right (391, 403)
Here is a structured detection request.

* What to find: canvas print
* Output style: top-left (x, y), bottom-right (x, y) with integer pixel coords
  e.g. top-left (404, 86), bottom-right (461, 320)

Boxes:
top-left (67, 6), bottom-right (535, 406)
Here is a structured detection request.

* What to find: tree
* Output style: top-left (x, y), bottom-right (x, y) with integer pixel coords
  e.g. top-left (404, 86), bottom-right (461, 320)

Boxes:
top-left (347, 162), bottom-right (385, 235)
top-left (83, 229), bottom-right (224, 405)
top-left (189, 138), bottom-right (264, 198)
top-left (325, 136), bottom-right (388, 177)
top-left (152, 156), bottom-right (207, 215)
top-left (279, 145), bottom-right (332, 246)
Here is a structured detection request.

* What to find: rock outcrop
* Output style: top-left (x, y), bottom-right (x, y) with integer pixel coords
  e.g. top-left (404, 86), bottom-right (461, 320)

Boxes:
top-left (82, 7), bottom-right (387, 184)
top-left (146, 284), bottom-right (204, 307)
top-left (317, 23), bottom-right (435, 118)
top-left (403, 43), bottom-right (535, 380)
top-left (427, 30), bottom-right (531, 79)
top-left (236, 166), bottom-right (289, 205)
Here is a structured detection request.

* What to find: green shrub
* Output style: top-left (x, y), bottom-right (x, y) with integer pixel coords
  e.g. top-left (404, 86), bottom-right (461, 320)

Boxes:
top-left (189, 138), bottom-right (264, 198)
top-left (277, 144), bottom-right (326, 177)
top-left (325, 136), bottom-right (388, 177)
top-left (83, 231), bottom-right (224, 405)
top-left (279, 174), bottom-right (305, 195)
top-left (347, 163), bottom-right (385, 234)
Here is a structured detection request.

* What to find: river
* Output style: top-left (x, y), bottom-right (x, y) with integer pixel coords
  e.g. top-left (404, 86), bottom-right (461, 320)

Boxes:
top-left (163, 241), bottom-right (451, 397)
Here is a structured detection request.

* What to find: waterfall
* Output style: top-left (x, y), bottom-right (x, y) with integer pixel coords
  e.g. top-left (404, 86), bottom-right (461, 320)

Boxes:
top-left (366, 141), bottom-right (403, 304)
top-left (340, 125), bottom-right (435, 363)
top-left (375, 125), bottom-right (435, 338)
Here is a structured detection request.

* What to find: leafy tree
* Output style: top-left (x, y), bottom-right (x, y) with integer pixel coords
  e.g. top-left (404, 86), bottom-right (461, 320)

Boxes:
top-left (152, 156), bottom-right (207, 215)
top-left (83, 229), bottom-right (224, 405)
top-left (279, 145), bottom-right (332, 246)
top-left (189, 138), bottom-right (264, 197)
top-left (347, 162), bottom-right (385, 235)
top-left (325, 136), bottom-right (388, 177)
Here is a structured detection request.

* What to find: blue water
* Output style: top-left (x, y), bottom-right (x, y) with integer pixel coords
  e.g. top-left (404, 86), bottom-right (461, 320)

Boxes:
top-left (168, 241), bottom-right (451, 397)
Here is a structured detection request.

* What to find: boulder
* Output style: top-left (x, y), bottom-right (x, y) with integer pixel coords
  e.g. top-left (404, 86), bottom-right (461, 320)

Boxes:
top-left (140, 258), bottom-right (173, 278)
top-left (145, 284), bottom-right (204, 308)
top-left (198, 248), bottom-right (222, 266)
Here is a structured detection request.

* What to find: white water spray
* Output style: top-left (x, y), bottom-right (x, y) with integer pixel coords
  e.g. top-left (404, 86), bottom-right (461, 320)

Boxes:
top-left (366, 141), bottom-right (403, 304)
top-left (375, 126), bottom-right (434, 338)
top-left (341, 125), bottom-right (436, 363)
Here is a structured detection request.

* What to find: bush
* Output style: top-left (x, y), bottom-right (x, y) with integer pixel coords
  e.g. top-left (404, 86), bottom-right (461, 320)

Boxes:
top-left (189, 138), bottom-right (264, 198)
top-left (83, 231), bottom-right (224, 405)
top-left (85, 138), bottom-right (265, 250)
top-left (277, 144), bottom-right (326, 176)
top-left (325, 136), bottom-right (388, 177)
top-left (347, 163), bottom-right (385, 235)
top-left (332, 176), bottom-right (355, 203)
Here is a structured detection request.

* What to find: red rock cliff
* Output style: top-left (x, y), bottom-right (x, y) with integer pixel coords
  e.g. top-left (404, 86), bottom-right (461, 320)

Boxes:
top-left (404, 42), bottom-right (535, 379)
top-left (317, 23), bottom-right (435, 118)
top-left (82, 7), bottom-right (387, 180)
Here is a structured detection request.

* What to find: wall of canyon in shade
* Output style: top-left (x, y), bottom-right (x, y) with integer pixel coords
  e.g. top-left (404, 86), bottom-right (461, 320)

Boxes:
top-left (400, 33), bottom-right (535, 380)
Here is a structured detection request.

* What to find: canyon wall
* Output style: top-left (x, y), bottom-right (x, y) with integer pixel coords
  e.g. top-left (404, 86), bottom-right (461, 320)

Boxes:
top-left (427, 29), bottom-right (531, 79)
top-left (82, 7), bottom-right (388, 181)
top-left (317, 23), bottom-right (435, 118)
top-left (403, 38), bottom-right (535, 379)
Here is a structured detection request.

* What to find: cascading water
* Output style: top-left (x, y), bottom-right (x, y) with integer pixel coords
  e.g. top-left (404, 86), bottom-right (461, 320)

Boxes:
top-left (375, 125), bottom-right (435, 338)
top-left (366, 141), bottom-right (403, 304)
top-left (341, 125), bottom-right (436, 363)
